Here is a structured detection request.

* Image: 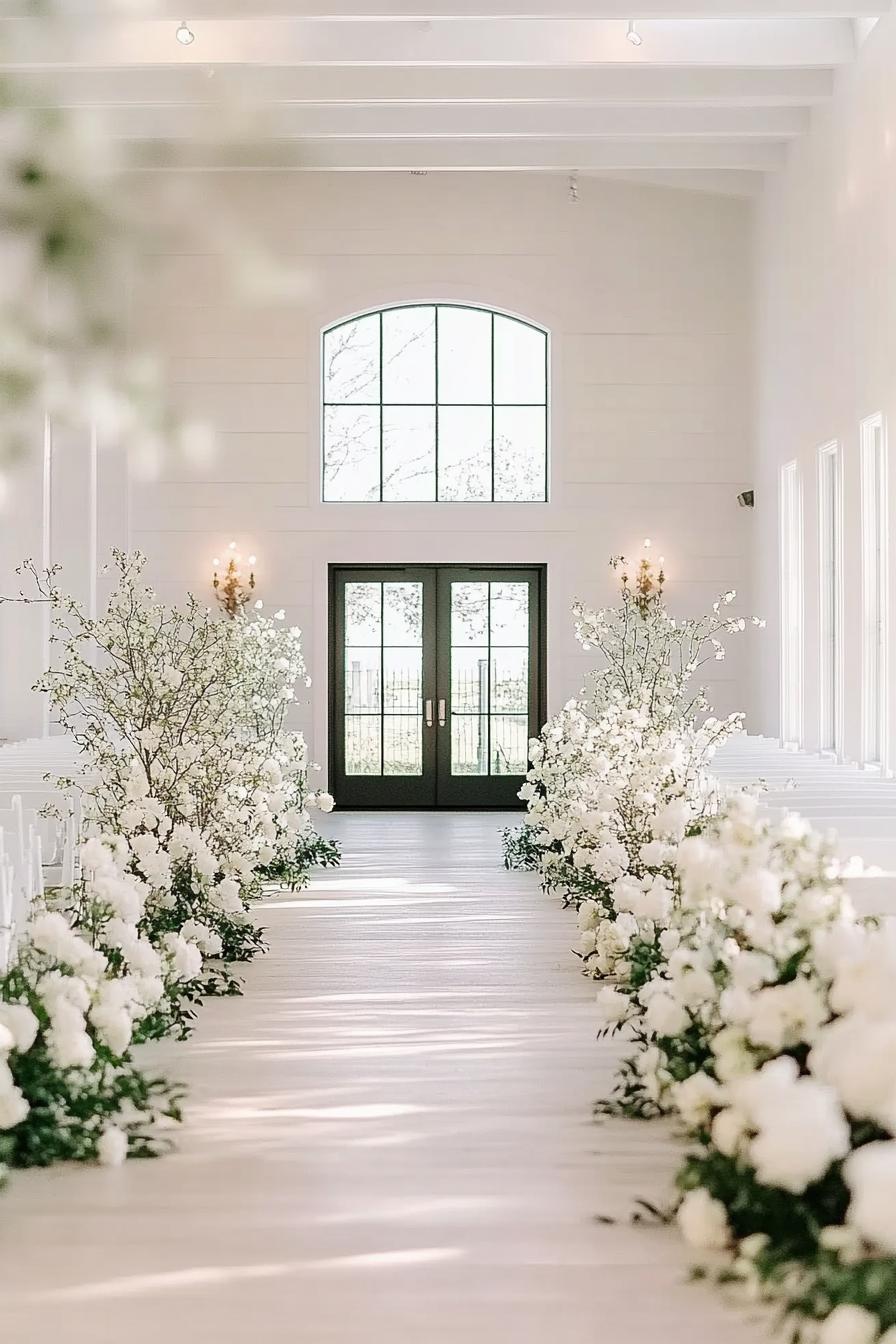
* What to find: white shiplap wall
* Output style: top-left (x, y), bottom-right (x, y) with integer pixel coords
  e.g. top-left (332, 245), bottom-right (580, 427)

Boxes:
top-left (754, 10), bottom-right (896, 762)
top-left (4, 171), bottom-right (754, 770)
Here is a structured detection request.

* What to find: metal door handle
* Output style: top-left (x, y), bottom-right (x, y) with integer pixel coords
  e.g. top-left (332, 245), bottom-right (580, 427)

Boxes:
top-left (438, 698), bottom-right (447, 727)
top-left (425, 699), bottom-right (433, 728)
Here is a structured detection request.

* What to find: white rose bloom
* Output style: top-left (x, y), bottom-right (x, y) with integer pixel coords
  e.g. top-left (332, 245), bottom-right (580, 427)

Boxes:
top-left (162, 932), bottom-right (203, 982)
top-left (180, 919), bottom-right (223, 958)
top-left (0, 1003), bottom-right (39, 1053)
top-left (718, 986), bottom-right (753, 1026)
top-left (745, 979), bottom-right (827, 1053)
top-left (639, 839), bottom-right (672, 869)
top-left (0, 1083), bottom-right (29, 1131)
top-left (97, 1126), bottom-right (129, 1167)
top-left (730, 868), bottom-right (782, 916)
top-left (817, 1305), bottom-right (880, 1344)
top-left (674, 967), bottom-right (716, 1012)
top-left (645, 992), bottom-right (689, 1039)
top-left (38, 971), bottom-right (91, 1014)
top-left (596, 986), bottom-right (630, 1024)
top-left (732, 1059), bottom-right (850, 1194)
top-left (579, 930), bottom-right (597, 957)
top-left (577, 901), bottom-right (601, 933)
top-left (844, 1141), bottom-right (896, 1254)
top-left (810, 1015), bottom-right (896, 1130)
top-left (89, 1003), bottom-right (133, 1056)
top-left (711, 1027), bottom-right (757, 1082)
top-left (676, 1188), bottom-right (730, 1251)
top-left (658, 928), bottom-right (681, 957)
top-left (711, 1107), bottom-right (747, 1157)
top-left (46, 1021), bottom-right (95, 1070)
top-left (28, 911), bottom-right (78, 961)
top-left (673, 1072), bottom-right (724, 1127)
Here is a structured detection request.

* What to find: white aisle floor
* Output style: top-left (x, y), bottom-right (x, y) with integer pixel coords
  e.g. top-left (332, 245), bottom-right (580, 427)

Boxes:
top-left (0, 812), bottom-right (760, 1344)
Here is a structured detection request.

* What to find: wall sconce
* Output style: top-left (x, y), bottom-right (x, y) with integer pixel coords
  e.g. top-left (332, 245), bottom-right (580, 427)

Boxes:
top-left (212, 540), bottom-right (256, 618)
top-left (612, 538), bottom-right (666, 619)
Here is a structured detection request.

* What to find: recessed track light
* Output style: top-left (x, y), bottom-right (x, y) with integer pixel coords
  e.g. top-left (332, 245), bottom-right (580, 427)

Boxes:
top-left (176, 20), bottom-right (195, 46)
top-left (626, 19), bottom-right (643, 46)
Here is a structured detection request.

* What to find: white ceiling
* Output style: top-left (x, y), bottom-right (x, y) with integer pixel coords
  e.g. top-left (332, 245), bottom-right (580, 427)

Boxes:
top-left (1, 4), bottom-right (889, 195)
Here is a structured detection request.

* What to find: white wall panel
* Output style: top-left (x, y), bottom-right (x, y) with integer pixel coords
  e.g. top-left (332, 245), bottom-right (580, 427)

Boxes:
top-left (754, 10), bottom-right (896, 762)
top-left (115, 169), bottom-right (753, 781)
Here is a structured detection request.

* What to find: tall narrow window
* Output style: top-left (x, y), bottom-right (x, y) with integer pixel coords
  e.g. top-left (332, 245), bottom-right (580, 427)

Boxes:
top-left (861, 414), bottom-right (888, 769)
top-left (817, 441), bottom-right (842, 754)
top-left (322, 303), bottom-right (548, 502)
top-left (779, 460), bottom-right (804, 747)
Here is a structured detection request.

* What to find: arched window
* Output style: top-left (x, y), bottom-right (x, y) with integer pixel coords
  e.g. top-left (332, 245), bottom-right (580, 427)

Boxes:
top-left (322, 303), bottom-right (548, 502)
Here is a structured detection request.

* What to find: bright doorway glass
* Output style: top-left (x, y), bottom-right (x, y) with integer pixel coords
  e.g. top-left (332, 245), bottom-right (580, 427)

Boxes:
top-left (330, 566), bottom-right (545, 807)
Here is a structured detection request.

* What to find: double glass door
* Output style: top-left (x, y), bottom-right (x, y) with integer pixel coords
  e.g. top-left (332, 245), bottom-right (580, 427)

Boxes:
top-left (330, 565), bottom-right (544, 807)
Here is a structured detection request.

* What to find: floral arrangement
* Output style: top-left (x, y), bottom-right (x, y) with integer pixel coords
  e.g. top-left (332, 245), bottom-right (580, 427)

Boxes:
top-left (0, 551), bottom-right (338, 1180)
top-left (662, 799), bottom-right (896, 1344)
top-left (0, 839), bottom-right (191, 1173)
top-left (513, 553), bottom-right (756, 923)
top-left (21, 551), bottom-right (335, 973)
top-left (518, 553), bottom-right (896, 1342)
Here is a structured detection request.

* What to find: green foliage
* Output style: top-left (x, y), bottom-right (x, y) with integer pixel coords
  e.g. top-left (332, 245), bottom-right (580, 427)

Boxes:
top-left (258, 833), bottom-right (341, 891)
top-left (501, 824), bottom-right (543, 872)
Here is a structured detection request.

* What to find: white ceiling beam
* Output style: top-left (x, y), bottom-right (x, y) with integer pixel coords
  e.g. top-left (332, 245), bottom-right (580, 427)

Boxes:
top-left (12, 1), bottom-right (887, 16)
top-left (0, 18), bottom-right (857, 68)
top-left (128, 136), bottom-right (786, 170)
top-left (596, 166), bottom-right (764, 197)
top-left (4, 65), bottom-right (836, 107)
top-left (80, 102), bottom-right (809, 139)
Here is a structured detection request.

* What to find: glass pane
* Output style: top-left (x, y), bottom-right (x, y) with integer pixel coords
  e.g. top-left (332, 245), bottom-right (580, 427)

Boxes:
top-left (493, 407), bottom-right (546, 502)
top-left (490, 715), bottom-right (528, 775)
top-left (383, 717), bottom-right (422, 776)
top-left (345, 716), bottom-right (381, 776)
top-left (451, 715), bottom-right (489, 776)
top-left (382, 406), bottom-right (436, 501)
top-left (491, 648), bottom-right (528, 712)
top-left (438, 406), bottom-right (491, 501)
top-left (383, 582), bottom-right (422, 646)
top-left (323, 314), bottom-right (380, 404)
top-left (451, 582), bottom-right (488, 644)
top-left (345, 582), bottom-right (381, 645)
top-left (490, 582), bottom-right (529, 645)
top-left (493, 316), bottom-right (546, 405)
top-left (437, 307), bottom-right (491, 403)
top-left (382, 306), bottom-right (435, 404)
top-left (323, 406), bottom-right (380, 501)
top-left (452, 648), bottom-right (488, 712)
top-left (383, 647), bottom-right (422, 712)
top-left (344, 648), bottom-right (381, 712)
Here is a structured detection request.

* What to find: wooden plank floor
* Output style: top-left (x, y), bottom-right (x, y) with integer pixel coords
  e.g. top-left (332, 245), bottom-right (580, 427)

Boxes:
top-left (0, 812), bottom-right (761, 1343)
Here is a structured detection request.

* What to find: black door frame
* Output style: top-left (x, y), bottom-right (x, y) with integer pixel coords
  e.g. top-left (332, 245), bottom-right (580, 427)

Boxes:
top-left (328, 563), bottom-right (547, 810)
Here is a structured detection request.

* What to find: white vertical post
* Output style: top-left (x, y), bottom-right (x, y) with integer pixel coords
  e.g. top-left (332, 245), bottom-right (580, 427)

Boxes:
top-left (779, 459), bottom-right (804, 748)
top-left (860, 414), bottom-right (888, 771)
top-left (817, 441), bottom-right (842, 757)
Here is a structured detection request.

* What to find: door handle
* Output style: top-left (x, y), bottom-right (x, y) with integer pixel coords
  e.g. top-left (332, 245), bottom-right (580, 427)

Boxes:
top-left (425, 699), bottom-right (433, 728)
top-left (438, 698), bottom-right (447, 728)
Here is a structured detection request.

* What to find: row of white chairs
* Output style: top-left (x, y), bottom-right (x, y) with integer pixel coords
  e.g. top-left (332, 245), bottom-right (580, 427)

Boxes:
top-left (716, 734), bottom-right (896, 914)
top-left (0, 737), bottom-right (85, 973)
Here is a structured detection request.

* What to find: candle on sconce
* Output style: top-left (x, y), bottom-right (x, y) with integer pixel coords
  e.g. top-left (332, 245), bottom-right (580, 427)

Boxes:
top-left (212, 542), bottom-right (257, 619)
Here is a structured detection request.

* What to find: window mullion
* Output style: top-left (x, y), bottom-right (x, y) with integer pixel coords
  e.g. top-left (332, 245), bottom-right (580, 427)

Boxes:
top-left (434, 305), bottom-right (440, 503)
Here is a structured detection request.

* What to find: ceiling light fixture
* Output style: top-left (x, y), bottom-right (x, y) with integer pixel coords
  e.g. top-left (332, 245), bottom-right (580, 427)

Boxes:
top-left (626, 19), bottom-right (643, 46)
top-left (176, 20), bottom-right (195, 45)
top-left (568, 172), bottom-right (579, 204)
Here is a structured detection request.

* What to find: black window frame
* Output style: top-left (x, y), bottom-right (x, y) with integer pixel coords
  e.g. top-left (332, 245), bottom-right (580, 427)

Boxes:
top-left (321, 302), bottom-right (549, 504)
